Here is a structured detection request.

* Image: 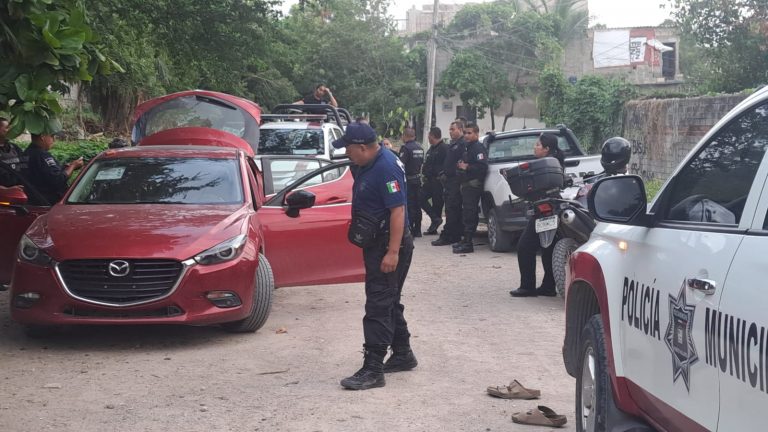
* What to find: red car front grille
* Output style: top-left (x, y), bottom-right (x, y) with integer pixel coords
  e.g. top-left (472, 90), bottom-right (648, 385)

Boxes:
top-left (58, 260), bottom-right (183, 305)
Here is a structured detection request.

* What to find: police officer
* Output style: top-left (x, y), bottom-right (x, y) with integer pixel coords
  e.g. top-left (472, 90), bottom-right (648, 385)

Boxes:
top-left (431, 121), bottom-right (466, 246)
top-left (398, 128), bottom-right (424, 237)
top-left (453, 123), bottom-right (488, 254)
top-left (24, 134), bottom-right (83, 204)
top-left (332, 121), bottom-right (417, 391)
top-left (0, 117), bottom-right (27, 187)
top-left (420, 127), bottom-right (447, 235)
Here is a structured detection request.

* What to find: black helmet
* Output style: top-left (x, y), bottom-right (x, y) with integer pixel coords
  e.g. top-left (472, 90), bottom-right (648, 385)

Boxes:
top-left (600, 137), bottom-right (631, 174)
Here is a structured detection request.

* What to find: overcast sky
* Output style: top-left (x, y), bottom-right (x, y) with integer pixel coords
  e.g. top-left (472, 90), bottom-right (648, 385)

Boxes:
top-left (281, 0), bottom-right (672, 28)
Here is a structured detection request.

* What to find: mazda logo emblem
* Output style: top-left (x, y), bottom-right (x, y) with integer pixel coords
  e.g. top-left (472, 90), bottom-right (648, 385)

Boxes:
top-left (108, 260), bottom-right (130, 277)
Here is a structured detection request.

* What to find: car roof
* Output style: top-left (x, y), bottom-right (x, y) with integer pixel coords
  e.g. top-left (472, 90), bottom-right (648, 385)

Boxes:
top-left (490, 128), bottom-right (564, 138)
top-left (97, 145), bottom-right (240, 160)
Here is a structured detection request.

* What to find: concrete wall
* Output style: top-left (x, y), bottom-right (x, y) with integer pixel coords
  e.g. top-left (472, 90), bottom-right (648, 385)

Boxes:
top-left (622, 93), bottom-right (749, 182)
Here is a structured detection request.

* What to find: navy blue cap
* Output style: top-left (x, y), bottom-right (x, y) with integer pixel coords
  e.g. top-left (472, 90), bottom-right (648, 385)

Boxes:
top-left (332, 122), bottom-right (378, 148)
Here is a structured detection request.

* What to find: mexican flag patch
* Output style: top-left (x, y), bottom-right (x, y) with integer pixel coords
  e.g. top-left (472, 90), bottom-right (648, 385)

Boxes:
top-left (386, 180), bottom-right (401, 193)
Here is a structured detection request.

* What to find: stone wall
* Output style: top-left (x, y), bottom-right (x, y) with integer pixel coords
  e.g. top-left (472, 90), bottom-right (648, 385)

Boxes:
top-left (622, 93), bottom-right (749, 182)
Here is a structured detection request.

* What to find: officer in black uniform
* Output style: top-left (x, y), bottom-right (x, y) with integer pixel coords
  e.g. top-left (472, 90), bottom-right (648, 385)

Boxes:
top-left (293, 83), bottom-right (339, 107)
top-left (453, 123), bottom-right (488, 254)
top-left (432, 121), bottom-right (466, 246)
top-left (398, 128), bottom-right (424, 237)
top-left (0, 117), bottom-right (27, 187)
top-left (332, 122), bottom-right (417, 391)
top-left (23, 134), bottom-right (83, 204)
top-left (420, 127), bottom-right (447, 235)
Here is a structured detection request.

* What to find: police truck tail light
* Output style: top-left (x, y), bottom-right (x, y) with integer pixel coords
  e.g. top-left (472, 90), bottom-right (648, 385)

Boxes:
top-left (519, 162), bottom-right (530, 171)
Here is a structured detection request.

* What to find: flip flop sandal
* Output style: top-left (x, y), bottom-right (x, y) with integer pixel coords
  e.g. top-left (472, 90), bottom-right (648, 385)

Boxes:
top-left (486, 379), bottom-right (541, 399)
top-left (511, 405), bottom-right (567, 427)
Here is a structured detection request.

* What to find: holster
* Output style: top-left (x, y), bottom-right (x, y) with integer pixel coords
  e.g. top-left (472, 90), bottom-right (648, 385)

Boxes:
top-left (348, 209), bottom-right (386, 248)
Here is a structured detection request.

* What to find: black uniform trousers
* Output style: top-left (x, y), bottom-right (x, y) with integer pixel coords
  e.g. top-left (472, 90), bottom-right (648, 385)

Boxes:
top-left (440, 177), bottom-right (464, 242)
top-left (516, 217), bottom-right (556, 291)
top-left (362, 234), bottom-right (414, 351)
top-left (420, 177), bottom-right (444, 223)
top-left (460, 180), bottom-right (483, 238)
top-left (406, 179), bottom-right (422, 233)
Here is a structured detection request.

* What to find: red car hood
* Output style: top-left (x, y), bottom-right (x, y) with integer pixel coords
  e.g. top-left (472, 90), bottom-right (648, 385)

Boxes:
top-left (28, 204), bottom-right (249, 261)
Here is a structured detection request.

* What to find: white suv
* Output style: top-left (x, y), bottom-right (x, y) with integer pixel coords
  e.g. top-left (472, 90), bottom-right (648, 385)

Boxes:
top-left (564, 85), bottom-right (768, 431)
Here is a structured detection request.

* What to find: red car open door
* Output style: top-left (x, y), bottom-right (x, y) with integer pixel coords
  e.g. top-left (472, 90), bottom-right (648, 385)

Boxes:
top-left (257, 161), bottom-right (364, 288)
top-left (0, 164), bottom-right (51, 285)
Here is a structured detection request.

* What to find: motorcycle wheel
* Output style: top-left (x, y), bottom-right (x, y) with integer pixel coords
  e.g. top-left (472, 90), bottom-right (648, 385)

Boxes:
top-left (553, 237), bottom-right (580, 298)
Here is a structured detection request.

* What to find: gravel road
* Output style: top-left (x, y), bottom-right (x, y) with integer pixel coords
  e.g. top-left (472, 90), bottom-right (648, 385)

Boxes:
top-left (0, 229), bottom-right (576, 432)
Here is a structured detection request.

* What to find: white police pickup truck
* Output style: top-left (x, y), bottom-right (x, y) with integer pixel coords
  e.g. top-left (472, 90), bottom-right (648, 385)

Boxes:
top-left (564, 85), bottom-right (768, 431)
top-left (258, 104), bottom-right (352, 160)
top-left (480, 126), bottom-right (601, 251)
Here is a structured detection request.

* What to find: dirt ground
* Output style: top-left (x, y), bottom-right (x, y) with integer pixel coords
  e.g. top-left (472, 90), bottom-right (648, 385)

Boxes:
top-left (0, 228), bottom-right (576, 432)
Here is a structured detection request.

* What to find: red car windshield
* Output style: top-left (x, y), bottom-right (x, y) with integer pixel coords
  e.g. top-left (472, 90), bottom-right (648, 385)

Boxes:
top-left (67, 158), bottom-right (244, 204)
top-left (132, 95), bottom-right (260, 149)
top-left (259, 129), bottom-right (324, 155)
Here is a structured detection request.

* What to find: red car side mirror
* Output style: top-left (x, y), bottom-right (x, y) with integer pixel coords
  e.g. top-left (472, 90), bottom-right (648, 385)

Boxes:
top-left (0, 187), bottom-right (28, 206)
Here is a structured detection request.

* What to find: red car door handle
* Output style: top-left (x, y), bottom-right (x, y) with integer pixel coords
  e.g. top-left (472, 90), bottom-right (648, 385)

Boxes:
top-left (324, 197), bottom-right (347, 204)
top-left (687, 277), bottom-right (716, 295)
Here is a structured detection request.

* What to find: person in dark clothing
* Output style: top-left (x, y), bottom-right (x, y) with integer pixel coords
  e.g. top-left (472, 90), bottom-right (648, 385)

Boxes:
top-left (421, 127), bottom-right (447, 235)
top-left (431, 121), bottom-right (466, 246)
top-left (398, 128), bottom-right (424, 237)
top-left (453, 123), bottom-right (488, 254)
top-left (294, 84), bottom-right (338, 107)
top-left (380, 138), bottom-right (399, 157)
top-left (23, 134), bottom-right (83, 205)
top-left (510, 133), bottom-right (565, 297)
top-left (332, 122), bottom-right (417, 391)
top-left (0, 117), bottom-right (27, 187)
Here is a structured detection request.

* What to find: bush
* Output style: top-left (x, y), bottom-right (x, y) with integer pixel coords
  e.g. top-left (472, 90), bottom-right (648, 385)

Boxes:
top-left (645, 178), bottom-right (664, 201)
top-left (17, 138), bottom-right (109, 165)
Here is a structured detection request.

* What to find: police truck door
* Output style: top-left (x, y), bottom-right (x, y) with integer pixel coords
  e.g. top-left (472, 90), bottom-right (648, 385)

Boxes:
top-left (617, 101), bottom-right (768, 429)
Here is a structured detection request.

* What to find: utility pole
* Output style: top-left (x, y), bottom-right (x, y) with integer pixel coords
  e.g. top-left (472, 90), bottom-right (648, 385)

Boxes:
top-left (422, 0), bottom-right (439, 148)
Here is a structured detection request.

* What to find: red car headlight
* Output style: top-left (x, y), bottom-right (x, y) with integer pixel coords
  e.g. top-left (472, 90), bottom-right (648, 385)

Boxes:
top-left (18, 235), bottom-right (53, 267)
top-left (193, 234), bottom-right (247, 266)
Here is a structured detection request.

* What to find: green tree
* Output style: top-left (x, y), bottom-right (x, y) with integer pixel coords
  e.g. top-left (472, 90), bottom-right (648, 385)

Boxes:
top-left (667, 0), bottom-right (768, 92)
top-left (439, 3), bottom-right (564, 127)
top-left (87, 0), bottom-right (291, 131)
top-left (284, 0), bottom-right (422, 134)
top-left (0, 0), bottom-right (119, 137)
top-left (538, 68), bottom-right (637, 152)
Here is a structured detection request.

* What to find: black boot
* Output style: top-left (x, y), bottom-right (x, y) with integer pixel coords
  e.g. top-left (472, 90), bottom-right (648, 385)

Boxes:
top-left (452, 233), bottom-right (474, 254)
top-left (340, 348), bottom-right (386, 390)
top-left (431, 236), bottom-right (455, 246)
top-left (425, 218), bottom-right (442, 235)
top-left (383, 346), bottom-right (418, 373)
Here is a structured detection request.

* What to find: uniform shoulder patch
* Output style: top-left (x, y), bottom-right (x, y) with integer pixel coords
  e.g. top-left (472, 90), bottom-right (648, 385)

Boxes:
top-left (45, 157), bottom-right (57, 166)
top-left (477, 153), bottom-right (484, 160)
top-left (386, 180), bottom-right (401, 193)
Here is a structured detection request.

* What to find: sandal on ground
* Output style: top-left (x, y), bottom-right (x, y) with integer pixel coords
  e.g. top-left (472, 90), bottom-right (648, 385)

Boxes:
top-left (486, 379), bottom-right (541, 399)
top-left (511, 405), bottom-right (567, 427)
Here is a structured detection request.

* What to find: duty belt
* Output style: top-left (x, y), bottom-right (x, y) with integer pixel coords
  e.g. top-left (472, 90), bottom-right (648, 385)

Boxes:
top-left (406, 174), bottom-right (421, 181)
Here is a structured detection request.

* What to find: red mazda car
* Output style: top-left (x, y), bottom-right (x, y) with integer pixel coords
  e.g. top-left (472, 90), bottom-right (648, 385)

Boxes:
top-left (0, 90), bottom-right (363, 335)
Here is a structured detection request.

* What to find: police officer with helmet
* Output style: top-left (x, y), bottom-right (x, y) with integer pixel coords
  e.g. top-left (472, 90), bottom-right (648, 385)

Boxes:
top-left (332, 121), bottom-right (417, 391)
top-left (399, 128), bottom-right (424, 237)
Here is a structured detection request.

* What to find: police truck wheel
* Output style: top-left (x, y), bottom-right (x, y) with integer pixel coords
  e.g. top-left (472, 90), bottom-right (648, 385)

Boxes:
top-left (488, 208), bottom-right (514, 252)
top-left (553, 238), bottom-right (580, 298)
top-left (576, 315), bottom-right (611, 432)
top-left (222, 253), bottom-right (274, 333)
